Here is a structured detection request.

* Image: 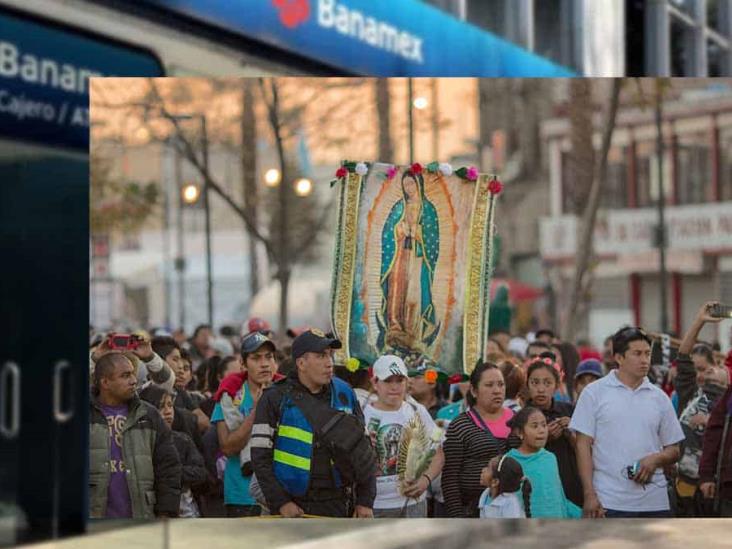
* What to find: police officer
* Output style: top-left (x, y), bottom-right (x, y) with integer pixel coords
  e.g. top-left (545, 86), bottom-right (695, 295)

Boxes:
top-left (251, 329), bottom-right (376, 518)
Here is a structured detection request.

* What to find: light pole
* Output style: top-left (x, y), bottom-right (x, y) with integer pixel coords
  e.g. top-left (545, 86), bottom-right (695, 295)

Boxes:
top-left (654, 81), bottom-right (669, 333)
top-left (171, 113), bottom-right (213, 328)
top-left (201, 115), bottom-right (213, 328)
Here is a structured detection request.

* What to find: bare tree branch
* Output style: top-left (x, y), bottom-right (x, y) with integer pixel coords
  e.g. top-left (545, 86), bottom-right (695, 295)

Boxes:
top-left (565, 78), bottom-right (622, 342)
top-left (145, 79), bottom-right (277, 262)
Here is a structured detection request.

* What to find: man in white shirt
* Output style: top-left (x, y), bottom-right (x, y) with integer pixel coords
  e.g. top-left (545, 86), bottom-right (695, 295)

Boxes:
top-left (570, 326), bottom-right (685, 518)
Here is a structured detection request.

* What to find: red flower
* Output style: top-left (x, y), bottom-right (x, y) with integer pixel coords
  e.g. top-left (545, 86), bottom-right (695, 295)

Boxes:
top-left (335, 167), bottom-right (348, 178)
top-left (488, 178), bottom-right (503, 195)
top-left (448, 374), bottom-right (465, 385)
top-left (410, 162), bottom-right (423, 175)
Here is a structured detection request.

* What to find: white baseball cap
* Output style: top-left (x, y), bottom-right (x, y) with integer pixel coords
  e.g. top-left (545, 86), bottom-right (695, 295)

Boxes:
top-left (372, 355), bottom-right (408, 381)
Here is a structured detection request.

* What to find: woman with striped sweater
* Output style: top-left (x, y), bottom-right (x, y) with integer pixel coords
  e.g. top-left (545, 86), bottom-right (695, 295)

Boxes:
top-left (442, 362), bottom-right (519, 517)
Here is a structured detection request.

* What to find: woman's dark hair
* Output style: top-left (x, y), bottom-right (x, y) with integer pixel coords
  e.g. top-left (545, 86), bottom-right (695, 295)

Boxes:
top-left (557, 341), bottom-right (580, 386)
top-left (466, 361), bottom-right (501, 407)
top-left (139, 384), bottom-right (170, 410)
top-left (691, 343), bottom-right (715, 366)
top-left (435, 377), bottom-right (450, 401)
top-left (492, 454), bottom-right (532, 518)
top-left (506, 406), bottom-right (543, 433)
top-left (195, 356), bottom-right (211, 391)
top-left (527, 359), bottom-right (560, 385)
top-left (200, 355), bottom-right (225, 394)
top-left (400, 170), bottom-right (424, 201)
top-left (151, 336), bottom-right (180, 361)
top-left (179, 347), bottom-right (192, 364)
top-left (499, 361), bottom-right (526, 400)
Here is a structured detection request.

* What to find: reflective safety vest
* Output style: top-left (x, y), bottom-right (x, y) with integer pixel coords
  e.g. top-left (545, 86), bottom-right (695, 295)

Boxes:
top-left (273, 377), bottom-right (356, 496)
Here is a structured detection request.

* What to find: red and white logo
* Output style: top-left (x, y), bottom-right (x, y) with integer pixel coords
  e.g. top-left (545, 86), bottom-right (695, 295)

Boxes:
top-left (272, 0), bottom-right (310, 29)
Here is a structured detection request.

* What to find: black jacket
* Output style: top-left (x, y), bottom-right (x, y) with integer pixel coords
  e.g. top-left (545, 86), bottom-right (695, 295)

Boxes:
top-left (675, 353), bottom-right (699, 418)
top-left (171, 431), bottom-right (208, 490)
top-left (251, 374), bottom-right (376, 514)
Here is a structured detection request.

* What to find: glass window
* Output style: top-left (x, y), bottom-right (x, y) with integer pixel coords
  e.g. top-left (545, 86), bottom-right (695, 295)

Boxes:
top-left (560, 150), bottom-right (574, 214)
top-left (670, 17), bottom-right (697, 76)
top-left (706, 0), bottom-right (724, 33)
top-left (707, 38), bottom-right (729, 76)
top-left (626, 0), bottom-right (647, 76)
top-left (421, 0), bottom-right (461, 17)
top-left (676, 132), bottom-right (711, 204)
top-left (535, 0), bottom-right (577, 70)
top-left (669, 0), bottom-right (697, 18)
top-left (466, 0), bottom-right (509, 38)
top-left (636, 141), bottom-right (673, 207)
top-left (721, 126), bottom-right (732, 201)
top-left (603, 146), bottom-right (628, 209)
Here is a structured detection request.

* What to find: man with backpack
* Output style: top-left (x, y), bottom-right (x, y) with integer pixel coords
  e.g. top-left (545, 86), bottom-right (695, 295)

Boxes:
top-left (251, 329), bottom-right (376, 517)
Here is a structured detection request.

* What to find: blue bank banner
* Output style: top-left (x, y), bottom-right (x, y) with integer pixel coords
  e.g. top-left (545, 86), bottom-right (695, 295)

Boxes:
top-left (134, 0), bottom-right (575, 77)
top-left (0, 12), bottom-right (163, 151)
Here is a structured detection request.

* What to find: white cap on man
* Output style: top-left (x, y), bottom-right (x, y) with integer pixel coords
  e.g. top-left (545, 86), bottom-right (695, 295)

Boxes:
top-left (372, 354), bottom-right (408, 381)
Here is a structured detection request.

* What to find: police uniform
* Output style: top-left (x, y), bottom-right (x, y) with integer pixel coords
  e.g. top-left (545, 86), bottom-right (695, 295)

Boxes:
top-left (250, 330), bottom-right (376, 517)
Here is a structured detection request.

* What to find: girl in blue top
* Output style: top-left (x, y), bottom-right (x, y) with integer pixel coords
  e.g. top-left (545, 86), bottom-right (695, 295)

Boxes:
top-left (478, 454), bottom-right (532, 518)
top-left (506, 407), bottom-right (582, 518)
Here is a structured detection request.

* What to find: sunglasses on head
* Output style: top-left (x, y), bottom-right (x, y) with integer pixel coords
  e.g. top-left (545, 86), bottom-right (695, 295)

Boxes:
top-left (617, 326), bottom-right (647, 338)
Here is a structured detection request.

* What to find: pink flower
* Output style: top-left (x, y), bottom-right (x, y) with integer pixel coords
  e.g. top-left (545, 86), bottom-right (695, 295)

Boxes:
top-left (386, 166), bottom-right (398, 179)
top-left (466, 166), bottom-right (479, 181)
top-left (488, 178), bottom-right (503, 195)
top-left (410, 162), bottom-right (423, 175)
top-left (335, 167), bottom-right (348, 178)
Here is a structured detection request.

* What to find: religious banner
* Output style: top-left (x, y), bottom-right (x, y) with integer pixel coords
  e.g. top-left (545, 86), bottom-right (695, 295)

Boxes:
top-left (330, 161), bottom-right (502, 375)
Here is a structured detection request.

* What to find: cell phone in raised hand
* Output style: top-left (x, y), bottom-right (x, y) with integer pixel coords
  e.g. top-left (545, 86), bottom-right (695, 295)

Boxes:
top-left (708, 303), bottom-right (732, 319)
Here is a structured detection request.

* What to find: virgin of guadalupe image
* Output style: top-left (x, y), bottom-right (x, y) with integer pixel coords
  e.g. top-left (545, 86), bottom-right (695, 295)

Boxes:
top-left (376, 171), bottom-right (440, 353)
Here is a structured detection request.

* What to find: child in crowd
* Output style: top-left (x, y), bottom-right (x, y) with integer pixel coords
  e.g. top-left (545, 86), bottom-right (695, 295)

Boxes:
top-left (506, 407), bottom-right (581, 518)
top-left (140, 385), bottom-right (208, 518)
top-left (478, 454), bottom-right (532, 518)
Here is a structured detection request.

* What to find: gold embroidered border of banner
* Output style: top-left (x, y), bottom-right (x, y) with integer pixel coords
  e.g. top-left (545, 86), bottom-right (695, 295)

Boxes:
top-left (462, 174), bottom-right (495, 376)
top-left (481, 187), bottom-right (499, 363)
top-left (330, 171), bottom-right (363, 364)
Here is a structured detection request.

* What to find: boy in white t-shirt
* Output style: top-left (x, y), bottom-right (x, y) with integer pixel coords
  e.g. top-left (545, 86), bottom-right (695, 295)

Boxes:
top-left (364, 355), bottom-right (444, 518)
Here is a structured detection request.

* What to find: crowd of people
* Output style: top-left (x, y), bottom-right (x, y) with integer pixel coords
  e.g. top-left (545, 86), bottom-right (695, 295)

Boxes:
top-left (88, 301), bottom-right (732, 519)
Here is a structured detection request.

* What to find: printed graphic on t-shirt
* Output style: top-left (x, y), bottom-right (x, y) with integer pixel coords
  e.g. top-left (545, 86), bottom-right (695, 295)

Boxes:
top-left (106, 413), bottom-right (127, 471)
top-left (99, 403), bottom-right (132, 518)
top-left (369, 418), bottom-right (403, 476)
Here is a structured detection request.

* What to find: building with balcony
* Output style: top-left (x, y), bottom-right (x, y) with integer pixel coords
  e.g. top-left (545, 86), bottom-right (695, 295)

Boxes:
top-left (540, 81), bottom-right (732, 347)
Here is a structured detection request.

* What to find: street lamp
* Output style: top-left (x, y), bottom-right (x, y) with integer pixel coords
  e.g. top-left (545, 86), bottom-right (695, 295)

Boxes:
top-left (264, 168), bottom-right (281, 187)
top-left (182, 183), bottom-right (200, 204)
top-left (294, 177), bottom-right (313, 197)
top-left (413, 96), bottom-right (428, 110)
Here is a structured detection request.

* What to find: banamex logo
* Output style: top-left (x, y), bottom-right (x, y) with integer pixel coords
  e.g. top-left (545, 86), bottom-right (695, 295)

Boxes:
top-left (272, 0), bottom-right (310, 28)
